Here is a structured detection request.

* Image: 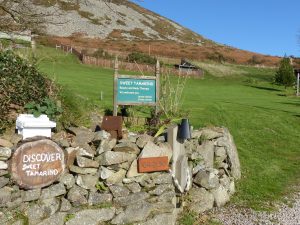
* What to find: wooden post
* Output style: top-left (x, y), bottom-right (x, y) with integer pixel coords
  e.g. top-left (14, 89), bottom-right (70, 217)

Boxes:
top-left (155, 60), bottom-right (160, 115)
top-left (113, 56), bottom-right (119, 116)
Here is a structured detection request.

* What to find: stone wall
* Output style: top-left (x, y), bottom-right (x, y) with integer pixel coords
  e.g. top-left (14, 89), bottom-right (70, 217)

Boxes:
top-left (0, 125), bottom-right (241, 225)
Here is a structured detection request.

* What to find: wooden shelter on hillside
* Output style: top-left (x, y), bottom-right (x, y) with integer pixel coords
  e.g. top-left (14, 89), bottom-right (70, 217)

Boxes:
top-left (174, 59), bottom-right (203, 77)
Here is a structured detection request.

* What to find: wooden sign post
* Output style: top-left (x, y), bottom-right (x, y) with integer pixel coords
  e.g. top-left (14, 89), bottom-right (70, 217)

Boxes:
top-left (113, 58), bottom-right (160, 116)
top-left (11, 139), bottom-right (65, 189)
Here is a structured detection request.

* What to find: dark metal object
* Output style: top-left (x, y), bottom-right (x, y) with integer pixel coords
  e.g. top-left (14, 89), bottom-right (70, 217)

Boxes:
top-left (178, 118), bottom-right (191, 140)
top-left (101, 116), bottom-right (123, 139)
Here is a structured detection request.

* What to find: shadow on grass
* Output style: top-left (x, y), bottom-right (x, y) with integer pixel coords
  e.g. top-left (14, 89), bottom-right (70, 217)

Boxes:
top-left (245, 85), bottom-right (282, 92)
top-left (280, 102), bottom-right (300, 107)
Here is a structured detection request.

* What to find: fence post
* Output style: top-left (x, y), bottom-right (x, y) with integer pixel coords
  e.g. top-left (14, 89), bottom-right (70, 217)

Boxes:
top-left (155, 60), bottom-right (160, 115)
top-left (113, 57), bottom-right (119, 116)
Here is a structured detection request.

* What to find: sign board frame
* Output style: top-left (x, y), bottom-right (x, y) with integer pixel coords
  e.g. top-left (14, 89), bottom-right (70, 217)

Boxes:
top-left (113, 59), bottom-right (160, 116)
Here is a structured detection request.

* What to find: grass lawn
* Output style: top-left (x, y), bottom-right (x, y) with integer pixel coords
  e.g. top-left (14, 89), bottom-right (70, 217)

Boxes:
top-left (35, 46), bottom-right (300, 209)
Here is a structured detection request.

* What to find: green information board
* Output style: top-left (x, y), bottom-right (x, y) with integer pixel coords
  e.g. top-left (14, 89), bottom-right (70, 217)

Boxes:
top-left (117, 77), bottom-right (156, 105)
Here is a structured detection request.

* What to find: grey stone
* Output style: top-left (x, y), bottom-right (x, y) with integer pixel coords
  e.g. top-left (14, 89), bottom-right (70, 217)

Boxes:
top-left (0, 170), bottom-right (8, 176)
top-left (0, 147), bottom-right (11, 160)
top-left (113, 142), bottom-right (140, 154)
top-left (150, 201), bottom-right (176, 214)
top-left (157, 191), bottom-right (176, 202)
top-left (219, 175), bottom-right (231, 191)
top-left (6, 197), bottom-right (22, 209)
top-left (0, 187), bottom-right (12, 207)
top-left (201, 128), bottom-right (223, 140)
top-left (114, 192), bottom-right (150, 207)
top-left (126, 159), bottom-right (141, 178)
top-left (106, 169), bottom-right (126, 185)
top-left (68, 127), bottom-right (95, 144)
top-left (142, 213), bottom-right (176, 225)
top-left (57, 139), bottom-right (70, 148)
top-left (0, 161), bottom-right (8, 170)
top-left (194, 170), bottom-right (219, 190)
top-left (37, 212), bottom-right (67, 225)
top-left (139, 141), bottom-right (172, 161)
top-left (76, 156), bottom-right (99, 168)
top-left (197, 141), bottom-right (214, 168)
top-left (100, 166), bottom-right (115, 179)
top-left (191, 130), bottom-right (203, 139)
top-left (109, 185), bottom-right (130, 197)
top-left (96, 151), bottom-right (135, 166)
top-left (76, 174), bottom-right (98, 190)
top-left (93, 130), bottom-right (111, 142)
top-left (22, 189), bottom-right (41, 202)
top-left (126, 182), bottom-right (141, 193)
top-left (65, 208), bottom-right (115, 225)
top-left (229, 180), bottom-right (235, 195)
top-left (152, 173), bottom-right (173, 184)
top-left (136, 134), bottom-right (154, 148)
top-left (215, 146), bottom-right (227, 163)
top-left (111, 201), bottom-right (152, 224)
top-left (149, 184), bottom-right (174, 196)
top-left (96, 138), bottom-right (116, 155)
top-left (0, 138), bottom-right (13, 148)
top-left (40, 183), bottom-right (66, 200)
top-left (211, 185), bottom-right (230, 207)
top-left (76, 145), bottom-right (96, 158)
top-left (60, 198), bottom-right (72, 212)
top-left (188, 188), bottom-right (214, 214)
top-left (88, 192), bottom-right (113, 205)
top-left (67, 185), bottom-right (88, 206)
top-left (69, 165), bottom-right (98, 175)
top-left (59, 173), bottom-right (75, 189)
top-left (0, 176), bottom-right (9, 188)
top-left (192, 164), bottom-right (205, 175)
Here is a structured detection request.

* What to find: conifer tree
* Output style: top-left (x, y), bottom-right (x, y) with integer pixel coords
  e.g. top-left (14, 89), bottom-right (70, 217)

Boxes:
top-left (274, 56), bottom-right (295, 88)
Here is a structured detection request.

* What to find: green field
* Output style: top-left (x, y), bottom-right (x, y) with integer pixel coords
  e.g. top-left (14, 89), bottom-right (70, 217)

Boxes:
top-left (34, 46), bottom-right (300, 209)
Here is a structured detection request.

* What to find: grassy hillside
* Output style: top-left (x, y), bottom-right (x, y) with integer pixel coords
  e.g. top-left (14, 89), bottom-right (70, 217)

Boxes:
top-left (33, 46), bottom-right (300, 209)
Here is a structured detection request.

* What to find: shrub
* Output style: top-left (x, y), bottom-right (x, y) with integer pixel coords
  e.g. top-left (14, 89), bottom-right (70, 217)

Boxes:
top-left (0, 51), bottom-right (48, 131)
top-left (274, 56), bottom-right (295, 88)
top-left (127, 52), bottom-right (157, 65)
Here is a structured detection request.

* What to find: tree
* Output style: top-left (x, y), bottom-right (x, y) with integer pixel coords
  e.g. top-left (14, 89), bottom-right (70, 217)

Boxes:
top-left (274, 56), bottom-right (295, 88)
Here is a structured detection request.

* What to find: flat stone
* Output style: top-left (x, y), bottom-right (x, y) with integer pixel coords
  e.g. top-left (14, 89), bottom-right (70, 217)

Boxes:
top-left (65, 208), bottom-right (115, 225)
top-left (22, 189), bottom-right (41, 202)
top-left (111, 201), bottom-right (152, 224)
top-left (0, 161), bottom-right (7, 170)
top-left (136, 134), bottom-right (154, 148)
top-left (0, 138), bottom-right (13, 148)
top-left (0, 147), bottom-right (11, 160)
top-left (211, 185), bottom-right (230, 207)
top-left (150, 201), bottom-right (176, 214)
top-left (67, 185), bottom-right (88, 206)
top-left (152, 173), bottom-right (173, 184)
top-left (194, 170), bottom-right (219, 190)
top-left (149, 184), bottom-right (174, 196)
top-left (188, 188), bottom-right (214, 214)
top-left (60, 198), bottom-right (72, 212)
top-left (76, 174), bottom-right (98, 190)
top-left (126, 182), bottom-right (141, 193)
top-left (59, 173), bottom-right (75, 189)
top-left (40, 183), bottom-right (66, 200)
top-left (96, 151), bottom-right (135, 166)
top-left (201, 128), bottom-right (223, 140)
top-left (106, 169), bottom-right (126, 185)
top-left (37, 212), bottom-right (67, 225)
top-left (88, 192), bottom-right (113, 205)
top-left (0, 176), bottom-right (9, 188)
top-left (109, 185), bottom-right (130, 197)
top-left (141, 213), bottom-right (176, 225)
top-left (114, 192), bottom-right (150, 207)
top-left (113, 142), bottom-right (140, 154)
top-left (76, 156), bottom-right (99, 168)
top-left (196, 141), bottom-right (214, 168)
top-left (69, 165), bottom-right (97, 175)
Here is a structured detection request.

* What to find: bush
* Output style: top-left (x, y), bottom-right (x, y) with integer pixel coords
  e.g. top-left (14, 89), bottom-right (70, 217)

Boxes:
top-left (0, 51), bottom-right (49, 131)
top-left (274, 56), bottom-right (295, 88)
top-left (127, 52), bottom-right (157, 65)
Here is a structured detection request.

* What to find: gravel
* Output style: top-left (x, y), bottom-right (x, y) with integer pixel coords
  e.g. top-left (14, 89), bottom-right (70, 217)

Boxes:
top-left (202, 192), bottom-right (300, 225)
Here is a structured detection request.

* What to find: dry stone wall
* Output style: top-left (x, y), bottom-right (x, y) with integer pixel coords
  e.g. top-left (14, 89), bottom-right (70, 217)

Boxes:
top-left (0, 126), bottom-right (241, 225)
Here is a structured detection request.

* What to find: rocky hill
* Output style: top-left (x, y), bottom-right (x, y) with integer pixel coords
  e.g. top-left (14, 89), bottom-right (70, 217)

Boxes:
top-left (21, 1), bottom-right (288, 65)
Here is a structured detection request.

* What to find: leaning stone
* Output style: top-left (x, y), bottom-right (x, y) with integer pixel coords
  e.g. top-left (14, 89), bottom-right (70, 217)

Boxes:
top-left (141, 213), bottom-right (176, 225)
top-left (0, 138), bottom-right (13, 148)
top-left (96, 151), bottom-right (135, 166)
top-left (76, 156), bottom-right (99, 168)
top-left (0, 177), bottom-right (9, 188)
top-left (197, 141), bottom-right (214, 168)
top-left (111, 201), bottom-right (152, 224)
top-left (136, 134), bottom-right (154, 148)
top-left (67, 185), bottom-right (88, 206)
top-left (69, 165), bottom-right (98, 175)
top-left (88, 192), bottom-right (113, 205)
top-left (201, 128), bottom-right (223, 140)
top-left (211, 185), bottom-right (230, 207)
top-left (0, 147), bottom-right (11, 160)
top-left (114, 192), bottom-right (150, 207)
top-left (22, 189), bottom-right (41, 202)
top-left (40, 183), bottom-right (66, 200)
top-left (59, 173), bottom-right (75, 189)
top-left (65, 208), bottom-right (115, 225)
top-left (109, 185), bottom-right (130, 198)
top-left (0, 161), bottom-right (8, 170)
top-left (76, 174), bottom-right (98, 190)
top-left (149, 184), bottom-right (174, 196)
top-left (106, 169), bottom-right (127, 185)
top-left (37, 212), bottom-right (67, 225)
top-left (113, 142), bottom-right (140, 154)
top-left (188, 188), bottom-right (214, 214)
top-left (194, 170), bottom-right (219, 190)
top-left (126, 182), bottom-right (141, 193)
top-left (60, 198), bottom-right (72, 212)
